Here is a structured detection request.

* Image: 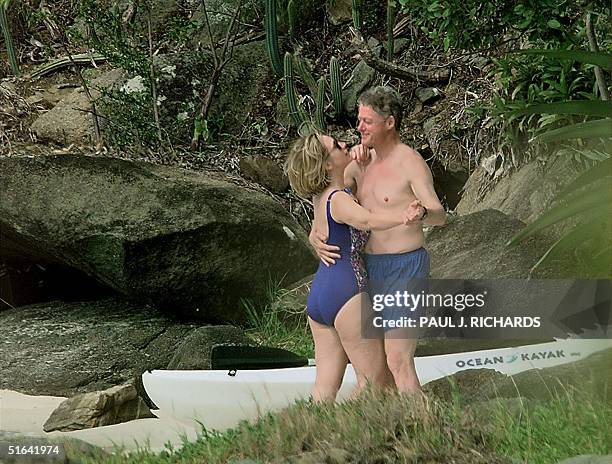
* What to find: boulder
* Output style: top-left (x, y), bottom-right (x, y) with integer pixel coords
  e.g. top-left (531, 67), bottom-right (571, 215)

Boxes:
top-left (0, 431), bottom-right (107, 464)
top-left (167, 325), bottom-right (253, 370)
top-left (427, 209), bottom-right (572, 278)
top-left (415, 87), bottom-right (443, 104)
top-left (30, 68), bottom-right (125, 146)
top-left (0, 155), bottom-right (317, 321)
top-left (240, 156), bottom-right (289, 193)
top-left (43, 383), bottom-right (154, 432)
top-left (0, 298), bottom-right (199, 396)
top-left (342, 60), bottom-right (376, 116)
top-left (327, 0), bottom-right (352, 25)
top-left (456, 156), bottom-right (583, 236)
top-left (423, 368), bottom-right (509, 404)
top-left (149, 42), bottom-right (271, 142)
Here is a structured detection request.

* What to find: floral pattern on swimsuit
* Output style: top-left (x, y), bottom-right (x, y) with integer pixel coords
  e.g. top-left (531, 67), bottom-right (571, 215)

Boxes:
top-left (349, 226), bottom-right (369, 292)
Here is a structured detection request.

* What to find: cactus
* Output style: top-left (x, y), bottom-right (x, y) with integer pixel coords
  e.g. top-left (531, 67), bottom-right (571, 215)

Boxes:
top-left (0, 1), bottom-right (20, 76)
top-left (264, 0), bottom-right (283, 77)
top-left (315, 76), bottom-right (326, 132)
top-left (287, 0), bottom-right (297, 41)
top-left (386, 0), bottom-right (396, 61)
top-left (351, 0), bottom-right (362, 31)
top-left (284, 52), bottom-right (308, 129)
top-left (329, 56), bottom-right (343, 118)
top-left (293, 53), bottom-right (318, 97)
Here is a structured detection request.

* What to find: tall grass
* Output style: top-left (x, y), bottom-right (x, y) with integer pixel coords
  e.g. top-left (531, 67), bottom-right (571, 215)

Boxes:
top-left (242, 280), bottom-right (314, 359)
top-left (87, 383), bottom-right (611, 464)
top-left (489, 388), bottom-right (611, 463)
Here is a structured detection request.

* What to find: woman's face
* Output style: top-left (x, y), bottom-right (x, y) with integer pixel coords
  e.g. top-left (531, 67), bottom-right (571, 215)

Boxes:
top-left (320, 135), bottom-right (350, 172)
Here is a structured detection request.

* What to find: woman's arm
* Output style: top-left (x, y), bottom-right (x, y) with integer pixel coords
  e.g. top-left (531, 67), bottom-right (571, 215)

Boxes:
top-left (330, 192), bottom-right (408, 231)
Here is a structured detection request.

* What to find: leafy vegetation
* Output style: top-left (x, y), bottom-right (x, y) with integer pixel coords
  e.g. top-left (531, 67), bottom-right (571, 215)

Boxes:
top-left (506, 51), bottom-right (612, 277)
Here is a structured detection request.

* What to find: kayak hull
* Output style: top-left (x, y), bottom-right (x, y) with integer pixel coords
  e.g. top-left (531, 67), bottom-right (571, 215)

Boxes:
top-left (142, 338), bottom-right (611, 430)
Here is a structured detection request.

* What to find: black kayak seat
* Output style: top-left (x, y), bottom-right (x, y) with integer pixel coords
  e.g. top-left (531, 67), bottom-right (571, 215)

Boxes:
top-left (210, 344), bottom-right (309, 370)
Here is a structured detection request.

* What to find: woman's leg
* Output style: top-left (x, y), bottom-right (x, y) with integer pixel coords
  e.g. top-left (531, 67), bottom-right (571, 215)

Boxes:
top-left (334, 292), bottom-right (394, 395)
top-left (308, 317), bottom-right (349, 402)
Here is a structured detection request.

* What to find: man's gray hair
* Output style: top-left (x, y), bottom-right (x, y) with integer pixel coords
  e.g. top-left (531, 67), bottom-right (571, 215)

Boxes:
top-left (358, 86), bottom-right (404, 130)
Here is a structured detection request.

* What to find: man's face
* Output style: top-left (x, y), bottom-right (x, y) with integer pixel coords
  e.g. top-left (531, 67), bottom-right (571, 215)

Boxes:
top-left (357, 104), bottom-right (391, 147)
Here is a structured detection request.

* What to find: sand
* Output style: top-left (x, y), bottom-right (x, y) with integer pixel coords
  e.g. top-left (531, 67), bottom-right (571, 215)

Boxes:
top-left (0, 390), bottom-right (198, 454)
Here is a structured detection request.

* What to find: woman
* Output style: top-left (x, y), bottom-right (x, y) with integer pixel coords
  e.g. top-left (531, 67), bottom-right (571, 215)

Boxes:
top-left (284, 133), bottom-right (412, 402)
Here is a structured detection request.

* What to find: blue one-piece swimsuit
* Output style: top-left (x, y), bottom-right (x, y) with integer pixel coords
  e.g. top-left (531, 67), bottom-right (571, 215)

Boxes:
top-left (306, 189), bottom-right (369, 326)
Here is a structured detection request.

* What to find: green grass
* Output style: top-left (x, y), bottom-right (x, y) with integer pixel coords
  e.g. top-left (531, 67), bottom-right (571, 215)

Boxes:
top-left (86, 383), bottom-right (611, 464)
top-left (83, 289), bottom-right (610, 464)
top-left (489, 390), bottom-right (611, 463)
top-left (242, 281), bottom-right (314, 359)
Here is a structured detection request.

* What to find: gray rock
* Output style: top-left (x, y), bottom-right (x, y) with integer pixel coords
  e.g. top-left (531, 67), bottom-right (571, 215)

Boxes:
top-left (167, 325), bottom-right (252, 370)
top-left (427, 209), bottom-right (572, 278)
top-left (456, 156), bottom-right (583, 237)
top-left (394, 38), bottom-right (410, 55)
top-left (342, 60), bottom-right (376, 116)
top-left (43, 383), bottom-right (154, 432)
top-left (0, 431), bottom-right (107, 463)
top-left (0, 155), bottom-right (317, 321)
top-left (240, 156), bottom-right (289, 193)
top-left (367, 37), bottom-right (383, 57)
top-left (30, 68), bottom-right (125, 146)
top-left (327, 0), bottom-right (352, 25)
top-left (0, 298), bottom-right (198, 396)
top-left (415, 87), bottom-right (443, 104)
top-left (424, 368), bottom-right (509, 404)
top-left (557, 456), bottom-right (612, 464)
top-left (151, 43), bottom-right (270, 142)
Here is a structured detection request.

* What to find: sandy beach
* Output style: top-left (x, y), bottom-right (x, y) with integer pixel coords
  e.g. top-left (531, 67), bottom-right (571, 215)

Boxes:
top-left (0, 390), bottom-right (198, 454)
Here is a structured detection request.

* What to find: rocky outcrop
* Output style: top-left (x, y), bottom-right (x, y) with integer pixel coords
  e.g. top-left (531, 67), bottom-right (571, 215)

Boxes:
top-left (152, 42), bottom-right (270, 142)
top-left (30, 68), bottom-right (125, 146)
top-left (0, 155), bottom-right (317, 321)
top-left (167, 325), bottom-right (252, 370)
top-left (240, 156), bottom-right (289, 193)
top-left (0, 298), bottom-right (200, 396)
top-left (43, 383), bottom-right (154, 432)
top-left (427, 209), bottom-right (572, 278)
top-left (342, 60), bottom-right (376, 116)
top-left (456, 155), bottom-right (582, 238)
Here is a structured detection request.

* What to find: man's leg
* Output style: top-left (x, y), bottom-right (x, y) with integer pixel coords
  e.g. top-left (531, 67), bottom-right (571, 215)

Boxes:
top-left (383, 333), bottom-right (420, 393)
top-left (334, 292), bottom-right (394, 395)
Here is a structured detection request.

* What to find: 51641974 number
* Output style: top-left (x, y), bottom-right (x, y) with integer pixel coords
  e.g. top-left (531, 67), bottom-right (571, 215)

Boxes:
top-left (4, 444), bottom-right (61, 455)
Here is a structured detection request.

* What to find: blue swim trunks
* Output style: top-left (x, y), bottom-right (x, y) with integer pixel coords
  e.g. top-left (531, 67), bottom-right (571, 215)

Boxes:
top-left (366, 248), bottom-right (430, 333)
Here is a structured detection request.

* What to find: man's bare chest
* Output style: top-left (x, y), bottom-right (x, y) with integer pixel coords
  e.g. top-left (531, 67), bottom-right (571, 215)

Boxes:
top-left (358, 161), bottom-right (414, 208)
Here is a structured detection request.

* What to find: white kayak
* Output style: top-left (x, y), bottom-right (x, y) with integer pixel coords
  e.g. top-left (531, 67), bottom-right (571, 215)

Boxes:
top-left (143, 338), bottom-right (611, 431)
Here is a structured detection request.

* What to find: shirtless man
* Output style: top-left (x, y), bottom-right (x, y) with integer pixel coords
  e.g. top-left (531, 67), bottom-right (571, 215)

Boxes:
top-left (311, 86), bottom-right (446, 393)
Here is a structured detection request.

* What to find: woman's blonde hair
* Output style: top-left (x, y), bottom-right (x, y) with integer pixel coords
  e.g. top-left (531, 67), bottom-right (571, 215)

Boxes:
top-left (284, 133), bottom-right (330, 198)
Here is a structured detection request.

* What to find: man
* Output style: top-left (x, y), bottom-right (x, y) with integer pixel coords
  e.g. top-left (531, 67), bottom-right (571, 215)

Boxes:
top-left (311, 86), bottom-right (445, 393)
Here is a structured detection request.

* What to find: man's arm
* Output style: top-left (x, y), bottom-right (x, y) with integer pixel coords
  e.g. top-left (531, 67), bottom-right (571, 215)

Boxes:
top-left (309, 200), bottom-right (341, 266)
top-left (407, 152), bottom-right (446, 226)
